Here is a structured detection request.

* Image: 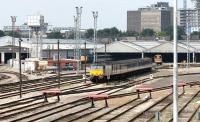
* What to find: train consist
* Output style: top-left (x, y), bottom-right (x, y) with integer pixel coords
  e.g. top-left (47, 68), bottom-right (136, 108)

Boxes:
top-left (89, 58), bottom-right (152, 82)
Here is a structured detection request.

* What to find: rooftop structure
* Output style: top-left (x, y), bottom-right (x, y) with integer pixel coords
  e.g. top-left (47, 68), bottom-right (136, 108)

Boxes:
top-left (139, 2), bottom-right (170, 11)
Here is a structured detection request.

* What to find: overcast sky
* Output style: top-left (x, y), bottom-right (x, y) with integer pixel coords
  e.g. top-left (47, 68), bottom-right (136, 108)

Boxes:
top-left (0, 0), bottom-right (193, 31)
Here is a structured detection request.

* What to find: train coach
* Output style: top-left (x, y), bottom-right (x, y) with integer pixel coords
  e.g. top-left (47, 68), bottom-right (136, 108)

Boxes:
top-left (89, 58), bottom-right (152, 82)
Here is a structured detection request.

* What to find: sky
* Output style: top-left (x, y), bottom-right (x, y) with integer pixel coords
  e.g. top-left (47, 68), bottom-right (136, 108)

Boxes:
top-left (0, 0), bottom-right (193, 31)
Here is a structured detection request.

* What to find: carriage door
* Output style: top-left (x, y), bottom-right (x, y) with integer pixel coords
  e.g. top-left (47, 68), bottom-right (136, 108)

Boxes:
top-left (105, 65), bottom-right (112, 80)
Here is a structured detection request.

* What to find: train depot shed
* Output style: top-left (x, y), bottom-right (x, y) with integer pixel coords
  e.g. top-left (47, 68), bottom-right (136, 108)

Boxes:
top-left (1, 35), bottom-right (200, 64)
top-left (97, 40), bottom-right (200, 63)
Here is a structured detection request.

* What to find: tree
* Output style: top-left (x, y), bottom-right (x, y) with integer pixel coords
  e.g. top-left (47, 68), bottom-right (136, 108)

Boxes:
top-left (5, 31), bottom-right (21, 38)
top-left (96, 27), bottom-right (121, 38)
top-left (85, 29), bottom-right (94, 39)
top-left (67, 33), bottom-right (75, 39)
top-left (177, 26), bottom-right (185, 40)
top-left (47, 32), bottom-right (64, 39)
top-left (121, 31), bottom-right (139, 37)
top-left (110, 27), bottom-right (120, 37)
top-left (141, 29), bottom-right (155, 37)
top-left (191, 31), bottom-right (200, 36)
top-left (157, 31), bottom-right (167, 37)
top-left (163, 26), bottom-right (185, 40)
top-left (0, 30), bottom-right (5, 37)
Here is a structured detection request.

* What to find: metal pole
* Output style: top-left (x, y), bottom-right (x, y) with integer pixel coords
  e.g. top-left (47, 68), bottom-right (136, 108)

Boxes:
top-left (11, 16), bottom-right (16, 67)
top-left (74, 16), bottom-right (78, 60)
top-left (93, 11), bottom-right (98, 63)
top-left (57, 40), bottom-right (60, 89)
top-left (93, 12), bottom-right (96, 63)
top-left (19, 38), bottom-right (22, 98)
top-left (105, 43), bottom-right (107, 61)
top-left (28, 28), bottom-right (31, 58)
top-left (35, 28), bottom-right (39, 59)
top-left (173, 0), bottom-right (178, 121)
top-left (75, 7), bottom-right (83, 74)
top-left (186, 9), bottom-right (189, 71)
top-left (84, 42), bottom-right (86, 83)
top-left (193, 52), bottom-right (195, 63)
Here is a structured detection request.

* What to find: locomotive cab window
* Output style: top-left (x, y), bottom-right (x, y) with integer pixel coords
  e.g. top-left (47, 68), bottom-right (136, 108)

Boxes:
top-left (90, 64), bottom-right (103, 70)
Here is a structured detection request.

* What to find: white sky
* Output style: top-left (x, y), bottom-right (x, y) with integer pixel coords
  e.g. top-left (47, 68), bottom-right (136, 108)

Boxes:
top-left (0, 0), bottom-right (193, 31)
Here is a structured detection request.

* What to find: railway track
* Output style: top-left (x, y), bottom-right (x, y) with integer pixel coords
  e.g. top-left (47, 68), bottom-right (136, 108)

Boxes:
top-left (1, 82), bottom-right (200, 122)
top-left (0, 73), bottom-right (154, 122)
top-left (0, 75), bottom-right (85, 99)
top-left (0, 71), bottom-right (28, 81)
top-left (1, 70), bottom-right (200, 121)
top-left (143, 88), bottom-right (200, 122)
top-left (169, 90), bottom-right (200, 122)
top-left (0, 70), bottom-right (151, 99)
top-left (0, 87), bottom-right (123, 122)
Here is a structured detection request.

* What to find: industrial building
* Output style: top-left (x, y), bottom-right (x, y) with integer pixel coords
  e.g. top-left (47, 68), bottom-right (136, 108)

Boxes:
top-left (97, 40), bottom-right (200, 63)
top-left (0, 36), bottom-right (104, 64)
top-left (127, 2), bottom-right (173, 32)
top-left (2, 34), bottom-right (200, 65)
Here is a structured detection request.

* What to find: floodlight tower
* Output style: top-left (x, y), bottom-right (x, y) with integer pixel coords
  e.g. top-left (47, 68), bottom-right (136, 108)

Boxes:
top-left (92, 11), bottom-right (98, 63)
top-left (27, 15), bottom-right (44, 60)
top-left (11, 16), bottom-right (16, 67)
top-left (75, 7), bottom-right (83, 74)
top-left (74, 16), bottom-right (78, 60)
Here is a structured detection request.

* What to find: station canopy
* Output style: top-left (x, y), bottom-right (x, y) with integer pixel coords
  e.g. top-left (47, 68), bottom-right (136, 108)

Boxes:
top-left (97, 40), bottom-right (146, 53)
top-left (146, 42), bottom-right (194, 53)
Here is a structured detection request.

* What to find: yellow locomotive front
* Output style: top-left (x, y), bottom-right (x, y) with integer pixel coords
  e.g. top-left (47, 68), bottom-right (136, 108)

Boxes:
top-left (89, 64), bottom-right (104, 81)
top-left (154, 54), bottom-right (162, 65)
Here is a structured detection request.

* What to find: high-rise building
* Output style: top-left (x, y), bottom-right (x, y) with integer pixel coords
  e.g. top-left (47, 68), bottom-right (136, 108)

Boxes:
top-left (127, 2), bottom-right (173, 33)
top-left (178, 0), bottom-right (200, 33)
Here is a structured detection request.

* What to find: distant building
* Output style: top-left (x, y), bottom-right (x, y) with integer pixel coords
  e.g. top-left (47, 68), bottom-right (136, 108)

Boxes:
top-left (177, 9), bottom-right (199, 33)
top-left (3, 23), bottom-right (48, 38)
top-left (3, 24), bottom-right (30, 38)
top-left (177, 0), bottom-right (200, 33)
top-left (127, 2), bottom-right (173, 33)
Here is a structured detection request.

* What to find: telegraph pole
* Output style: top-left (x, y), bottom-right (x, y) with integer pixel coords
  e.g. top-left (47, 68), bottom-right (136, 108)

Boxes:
top-left (11, 16), bottom-right (16, 67)
top-left (19, 38), bottom-right (23, 98)
top-left (84, 42), bottom-right (86, 83)
top-left (173, 0), bottom-right (178, 121)
top-left (57, 40), bottom-right (60, 89)
top-left (74, 16), bottom-right (78, 60)
top-left (185, 0), bottom-right (190, 71)
top-left (92, 11), bottom-right (98, 63)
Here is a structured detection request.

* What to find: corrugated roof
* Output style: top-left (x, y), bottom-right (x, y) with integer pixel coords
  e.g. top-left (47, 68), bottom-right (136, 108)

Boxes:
top-left (146, 42), bottom-right (191, 53)
top-left (119, 40), bottom-right (146, 51)
top-left (130, 40), bottom-right (163, 49)
top-left (178, 42), bottom-right (196, 52)
top-left (97, 41), bottom-right (142, 53)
